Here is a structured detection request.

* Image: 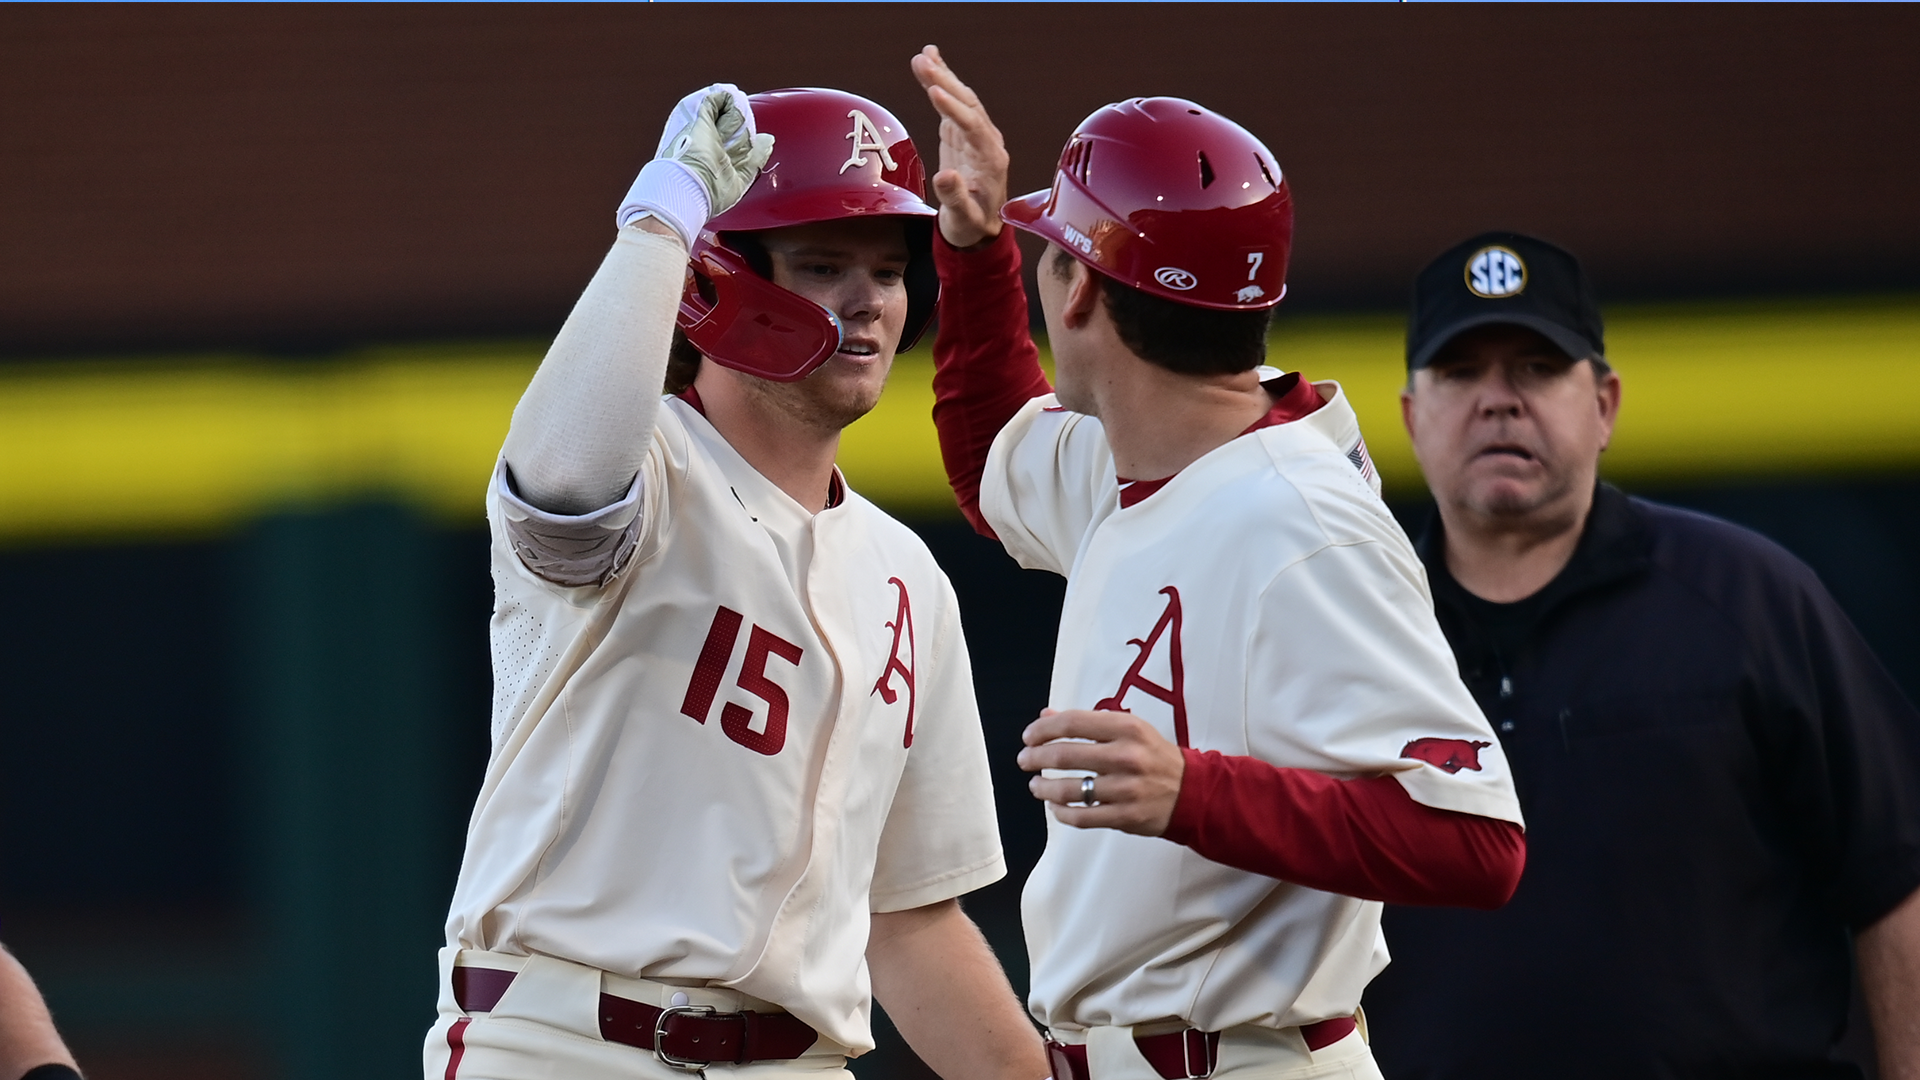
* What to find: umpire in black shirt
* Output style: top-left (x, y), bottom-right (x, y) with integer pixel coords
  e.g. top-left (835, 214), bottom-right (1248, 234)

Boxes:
top-left (1364, 233), bottom-right (1920, 1079)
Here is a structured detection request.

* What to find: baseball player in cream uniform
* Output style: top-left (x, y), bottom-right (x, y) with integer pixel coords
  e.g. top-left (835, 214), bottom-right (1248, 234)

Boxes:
top-left (914, 49), bottom-right (1527, 1080)
top-left (424, 84), bottom-right (1047, 1080)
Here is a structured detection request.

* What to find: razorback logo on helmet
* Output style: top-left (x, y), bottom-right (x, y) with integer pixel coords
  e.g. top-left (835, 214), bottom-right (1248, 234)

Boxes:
top-left (1400, 737), bottom-right (1492, 774)
top-left (1465, 246), bottom-right (1526, 299)
top-left (840, 108), bottom-right (898, 175)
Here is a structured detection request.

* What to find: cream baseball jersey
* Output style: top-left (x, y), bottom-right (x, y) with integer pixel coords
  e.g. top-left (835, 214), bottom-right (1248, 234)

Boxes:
top-left (981, 379), bottom-right (1523, 1034)
top-left (442, 396), bottom-right (1005, 1052)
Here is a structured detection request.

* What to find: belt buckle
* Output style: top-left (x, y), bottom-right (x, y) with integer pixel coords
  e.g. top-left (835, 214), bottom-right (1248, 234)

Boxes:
top-left (1180, 1027), bottom-right (1214, 1079)
top-left (654, 1003), bottom-right (718, 1072)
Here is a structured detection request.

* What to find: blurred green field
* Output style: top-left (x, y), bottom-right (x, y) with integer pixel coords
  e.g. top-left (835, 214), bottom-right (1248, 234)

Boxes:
top-left (2, 294), bottom-right (1916, 541)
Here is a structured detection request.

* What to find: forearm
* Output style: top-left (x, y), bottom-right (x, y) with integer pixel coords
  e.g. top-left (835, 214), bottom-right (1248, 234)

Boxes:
top-left (1164, 750), bottom-right (1525, 909)
top-left (500, 221), bottom-right (686, 515)
top-left (0, 947), bottom-right (77, 1078)
top-left (1859, 885), bottom-right (1920, 1080)
top-left (868, 899), bottom-right (1046, 1080)
top-left (930, 228), bottom-right (1053, 537)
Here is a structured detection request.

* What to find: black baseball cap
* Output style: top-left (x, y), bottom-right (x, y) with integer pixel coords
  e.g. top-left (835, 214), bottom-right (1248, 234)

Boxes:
top-left (1406, 231), bottom-right (1605, 371)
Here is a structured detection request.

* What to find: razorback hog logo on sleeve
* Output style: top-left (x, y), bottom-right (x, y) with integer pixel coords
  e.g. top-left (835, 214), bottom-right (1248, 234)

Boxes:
top-left (1094, 586), bottom-right (1190, 747)
top-left (1401, 737), bottom-right (1492, 774)
top-left (871, 577), bottom-right (916, 747)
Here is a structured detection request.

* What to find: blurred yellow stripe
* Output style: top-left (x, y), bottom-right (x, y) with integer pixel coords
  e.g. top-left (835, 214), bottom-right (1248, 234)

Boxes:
top-left (0, 296), bottom-right (1915, 541)
top-left (1262, 295), bottom-right (1920, 492)
top-left (0, 343), bottom-right (541, 541)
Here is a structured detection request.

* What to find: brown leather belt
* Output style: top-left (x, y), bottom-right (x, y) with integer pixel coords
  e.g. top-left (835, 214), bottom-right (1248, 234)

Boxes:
top-left (452, 966), bottom-right (820, 1069)
top-left (1046, 1016), bottom-right (1357, 1080)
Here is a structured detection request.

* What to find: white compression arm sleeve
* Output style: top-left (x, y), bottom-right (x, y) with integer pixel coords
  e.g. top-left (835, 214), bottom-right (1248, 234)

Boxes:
top-left (501, 225), bottom-right (688, 515)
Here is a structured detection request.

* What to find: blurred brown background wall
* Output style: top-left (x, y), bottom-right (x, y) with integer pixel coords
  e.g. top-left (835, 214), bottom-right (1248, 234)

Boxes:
top-left (3, 3), bottom-right (1917, 356)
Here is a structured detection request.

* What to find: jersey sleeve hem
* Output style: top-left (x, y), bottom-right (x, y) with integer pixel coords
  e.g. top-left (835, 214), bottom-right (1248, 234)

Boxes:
top-left (1391, 765), bottom-right (1527, 826)
top-left (496, 457), bottom-right (646, 588)
top-left (869, 852), bottom-right (1007, 914)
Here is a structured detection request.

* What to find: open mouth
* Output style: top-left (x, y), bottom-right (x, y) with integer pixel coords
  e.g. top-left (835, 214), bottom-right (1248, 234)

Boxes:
top-left (836, 342), bottom-right (879, 359)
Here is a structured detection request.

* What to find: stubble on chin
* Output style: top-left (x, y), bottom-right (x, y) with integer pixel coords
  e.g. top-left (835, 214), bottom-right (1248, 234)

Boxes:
top-left (1457, 467), bottom-right (1579, 530)
top-left (747, 363), bottom-right (889, 432)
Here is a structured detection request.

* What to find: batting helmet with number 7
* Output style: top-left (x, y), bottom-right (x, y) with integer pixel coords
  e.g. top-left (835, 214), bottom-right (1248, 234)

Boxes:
top-left (1003, 97), bottom-right (1293, 312)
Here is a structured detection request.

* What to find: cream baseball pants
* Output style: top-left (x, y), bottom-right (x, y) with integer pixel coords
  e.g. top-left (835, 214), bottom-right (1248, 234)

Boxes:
top-left (422, 948), bottom-right (855, 1080)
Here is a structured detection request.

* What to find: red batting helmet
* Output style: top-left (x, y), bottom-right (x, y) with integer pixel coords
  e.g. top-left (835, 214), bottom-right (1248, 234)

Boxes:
top-left (677, 88), bottom-right (939, 381)
top-left (1003, 97), bottom-right (1293, 311)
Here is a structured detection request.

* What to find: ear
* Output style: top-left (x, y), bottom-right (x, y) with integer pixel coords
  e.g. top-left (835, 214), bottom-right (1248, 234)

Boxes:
top-left (1060, 260), bottom-right (1103, 330)
top-left (1594, 367), bottom-right (1623, 451)
top-left (1400, 377), bottom-right (1420, 441)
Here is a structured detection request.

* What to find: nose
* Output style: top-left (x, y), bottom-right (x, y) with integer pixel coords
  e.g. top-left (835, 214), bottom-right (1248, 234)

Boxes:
top-left (1477, 368), bottom-right (1525, 418)
top-left (834, 270), bottom-right (889, 327)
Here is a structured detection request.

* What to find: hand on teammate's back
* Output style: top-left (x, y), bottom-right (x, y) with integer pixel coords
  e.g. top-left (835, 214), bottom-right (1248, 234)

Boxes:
top-left (1018, 709), bottom-right (1187, 836)
top-left (911, 45), bottom-right (1007, 250)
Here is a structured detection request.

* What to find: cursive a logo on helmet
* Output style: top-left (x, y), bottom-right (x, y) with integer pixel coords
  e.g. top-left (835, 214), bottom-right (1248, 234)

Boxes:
top-left (1465, 246), bottom-right (1526, 298)
top-left (1154, 267), bottom-right (1198, 291)
top-left (840, 109), bottom-right (899, 175)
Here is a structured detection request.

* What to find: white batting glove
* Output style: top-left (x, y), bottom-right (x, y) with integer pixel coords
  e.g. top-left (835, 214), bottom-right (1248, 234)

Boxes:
top-left (617, 83), bottom-right (775, 247)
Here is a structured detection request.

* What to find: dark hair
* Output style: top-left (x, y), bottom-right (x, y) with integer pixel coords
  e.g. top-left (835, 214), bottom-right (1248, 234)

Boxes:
top-left (1051, 247), bottom-right (1271, 375)
top-left (664, 329), bottom-right (702, 395)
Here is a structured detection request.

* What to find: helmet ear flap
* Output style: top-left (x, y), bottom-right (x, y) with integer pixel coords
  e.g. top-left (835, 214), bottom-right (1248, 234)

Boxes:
top-left (678, 237), bottom-right (844, 382)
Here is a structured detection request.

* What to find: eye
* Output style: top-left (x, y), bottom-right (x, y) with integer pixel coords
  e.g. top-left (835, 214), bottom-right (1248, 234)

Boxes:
top-left (874, 267), bottom-right (906, 284)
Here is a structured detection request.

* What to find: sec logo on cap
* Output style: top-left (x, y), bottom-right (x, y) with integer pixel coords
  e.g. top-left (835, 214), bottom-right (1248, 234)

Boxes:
top-left (1465, 246), bottom-right (1526, 298)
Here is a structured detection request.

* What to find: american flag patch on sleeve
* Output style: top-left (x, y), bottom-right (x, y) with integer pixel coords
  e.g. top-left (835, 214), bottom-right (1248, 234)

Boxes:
top-left (1346, 436), bottom-right (1377, 484)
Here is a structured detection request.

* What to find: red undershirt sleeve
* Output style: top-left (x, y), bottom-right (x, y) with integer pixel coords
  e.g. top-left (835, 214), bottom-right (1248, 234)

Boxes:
top-left (1162, 748), bottom-right (1526, 910)
top-left (930, 228), bottom-right (1055, 538)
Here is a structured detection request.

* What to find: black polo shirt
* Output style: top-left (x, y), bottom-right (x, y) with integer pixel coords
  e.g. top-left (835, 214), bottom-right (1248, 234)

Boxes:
top-left (1365, 484), bottom-right (1920, 1079)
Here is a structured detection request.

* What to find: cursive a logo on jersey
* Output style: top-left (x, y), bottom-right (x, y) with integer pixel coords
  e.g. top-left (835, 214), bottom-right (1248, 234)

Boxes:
top-left (871, 577), bottom-right (918, 748)
top-left (840, 109), bottom-right (899, 175)
top-left (1401, 737), bottom-right (1492, 774)
top-left (1464, 246), bottom-right (1526, 298)
top-left (1094, 586), bottom-right (1191, 747)
top-left (1154, 267), bottom-right (1198, 291)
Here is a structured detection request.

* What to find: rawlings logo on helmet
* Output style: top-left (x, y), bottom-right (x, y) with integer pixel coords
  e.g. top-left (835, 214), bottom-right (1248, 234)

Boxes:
top-left (840, 109), bottom-right (898, 175)
top-left (1155, 267), bottom-right (1199, 291)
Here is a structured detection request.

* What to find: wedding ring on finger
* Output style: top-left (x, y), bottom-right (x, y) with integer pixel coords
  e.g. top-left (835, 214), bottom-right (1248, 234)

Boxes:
top-left (1079, 775), bottom-right (1098, 806)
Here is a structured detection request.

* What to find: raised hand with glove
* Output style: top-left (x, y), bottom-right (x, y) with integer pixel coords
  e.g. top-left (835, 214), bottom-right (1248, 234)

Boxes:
top-left (618, 83), bottom-right (774, 248)
top-left (500, 82), bottom-right (771, 516)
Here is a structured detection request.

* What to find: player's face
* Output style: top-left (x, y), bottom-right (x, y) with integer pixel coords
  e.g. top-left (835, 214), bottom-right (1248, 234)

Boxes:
top-left (755, 218), bottom-right (913, 430)
top-left (1402, 324), bottom-right (1621, 524)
